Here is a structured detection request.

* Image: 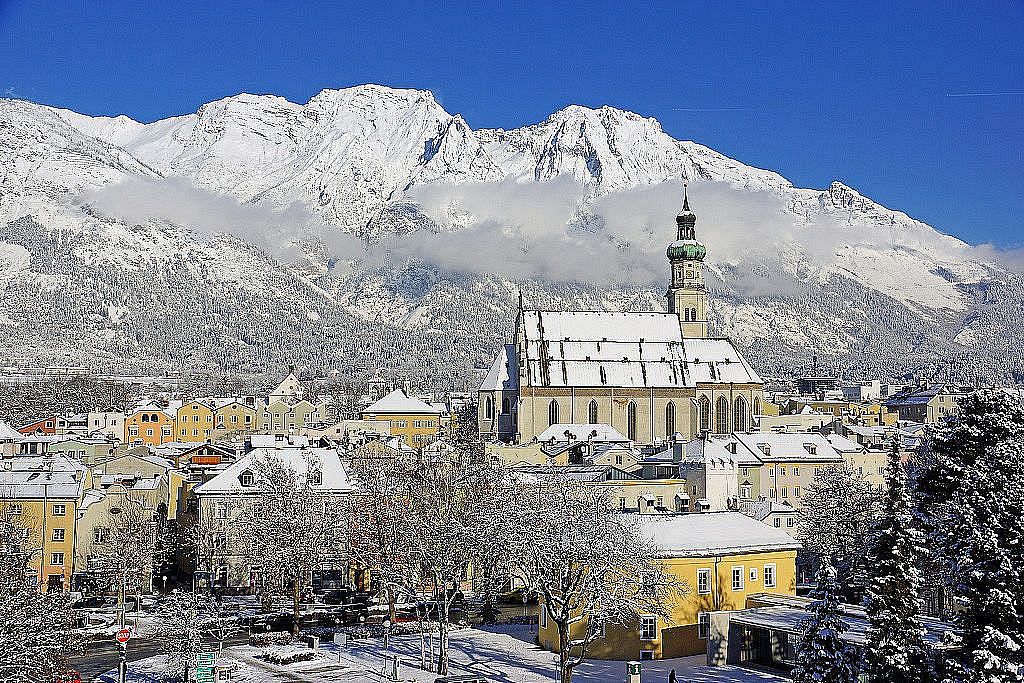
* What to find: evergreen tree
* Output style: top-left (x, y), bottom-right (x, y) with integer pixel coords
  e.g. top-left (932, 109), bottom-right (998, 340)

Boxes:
top-left (916, 390), bottom-right (1024, 683)
top-left (792, 557), bottom-right (858, 683)
top-left (864, 440), bottom-right (931, 683)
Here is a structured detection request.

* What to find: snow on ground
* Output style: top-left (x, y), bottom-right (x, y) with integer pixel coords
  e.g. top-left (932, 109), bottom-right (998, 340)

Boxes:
top-left (97, 625), bottom-right (786, 683)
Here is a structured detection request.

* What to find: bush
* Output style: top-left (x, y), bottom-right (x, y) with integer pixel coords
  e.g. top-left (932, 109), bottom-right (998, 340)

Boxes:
top-left (260, 648), bottom-right (320, 665)
top-left (249, 632), bottom-right (293, 647)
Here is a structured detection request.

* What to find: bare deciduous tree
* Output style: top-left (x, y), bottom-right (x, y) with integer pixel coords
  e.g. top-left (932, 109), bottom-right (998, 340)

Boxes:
top-left (495, 470), bottom-right (687, 683)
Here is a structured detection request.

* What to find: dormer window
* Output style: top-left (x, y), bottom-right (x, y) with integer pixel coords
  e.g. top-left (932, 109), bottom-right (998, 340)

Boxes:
top-left (804, 443), bottom-right (817, 455)
top-left (239, 470), bottom-right (255, 487)
top-left (308, 469), bottom-right (322, 486)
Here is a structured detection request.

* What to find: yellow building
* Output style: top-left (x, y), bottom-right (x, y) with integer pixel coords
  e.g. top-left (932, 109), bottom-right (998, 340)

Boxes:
top-left (0, 454), bottom-right (90, 591)
top-left (175, 400), bottom-right (215, 443)
top-left (212, 400), bottom-right (258, 437)
top-left (538, 512), bottom-right (800, 660)
top-left (360, 389), bottom-right (443, 448)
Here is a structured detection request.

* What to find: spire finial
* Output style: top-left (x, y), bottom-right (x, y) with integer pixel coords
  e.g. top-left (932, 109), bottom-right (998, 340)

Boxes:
top-left (682, 179), bottom-right (690, 212)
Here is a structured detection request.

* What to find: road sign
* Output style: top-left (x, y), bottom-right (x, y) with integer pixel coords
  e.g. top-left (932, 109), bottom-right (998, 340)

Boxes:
top-left (196, 652), bottom-right (216, 683)
top-left (115, 628), bottom-right (132, 644)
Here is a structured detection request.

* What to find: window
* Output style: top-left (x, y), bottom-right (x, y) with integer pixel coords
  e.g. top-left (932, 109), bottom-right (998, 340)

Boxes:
top-left (240, 471), bottom-right (255, 487)
top-left (308, 469), bottom-right (322, 486)
top-left (52, 504), bottom-right (66, 516)
top-left (764, 564), bottom-right (776, 588)
top-left (740, 485), bottom-right (752, 500)
top-left (733, 396), bottom-right (748, 432)
top-left (804, 443), bottom-right (817, 455)
top-left (640, 650), bottom-right (655, 661)
top-left (715, 396), bottom-right (730, 434)
top-left (9, 504), bottom-right (22, 515)
top-left (753, 396), bottom-right (762, 416)
top-left (697, 568), bottom-right (711, 594)
top-left (540, 605), bottom-right (547, 629)
top-left (627, 401), bottom-right (637, 441)
top-left (640, 615), bottom-right (657, 641)
top-left (129, 427), bottom-right (138, 436)
top-left (787, 517), bottom-right (795, 528)
top-left (779, 466), bottom-right (786, 476)
top-left (619, 498), bottom-right (627, 510)
top-left (781, 487), bottom-right (789, 498)
top-left (768, 468), bottom-right (775, 478)
top-left (51, 528), bottom-right (65, 542)
top-left (732, 566), bottom-right (744, 591)
top-left (215, 502), bottom-right (228, 519)
top-left (774, 518), bottom-right (781, 528)
top-left (615, 454), bottom-right (623, 465)
top-left (794, 466), bottom-right (800, 476)
top-left (794, 486), bottom-right (801, 497)
top-left (699, 396), bottom-right (711, 432)
top-left (665, 401), bottom-right (676, 436)
top-left (484, 396), bottom-right (493, 420)
top-left (750, 568), bottom-right (758, 582)
top-left (50, 552), bottom-right (64, 566)
top-left (548, 400), bottom-right (559, 427)
top-left (656, 496), bottom-right (663, 507)
top-left (769, 489), bottom-right (777, 499)
top-left (94, 527), bottom-right (109, 544)
top-left (146, 428), bottom-right (154, 436)
top-left (698, 613), bottom-right (710, 639)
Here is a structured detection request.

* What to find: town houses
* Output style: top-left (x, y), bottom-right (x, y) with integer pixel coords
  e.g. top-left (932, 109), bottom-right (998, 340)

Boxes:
top-left (0, 189), bottom-right (972, 673)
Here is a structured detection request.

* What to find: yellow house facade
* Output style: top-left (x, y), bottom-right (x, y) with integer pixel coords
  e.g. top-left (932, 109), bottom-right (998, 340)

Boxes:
top-left (175, 400), bottom-right (215, 443)
top-left (538, 512), bottom-right (800, 660)
top-left (360, 389), bottom-right (443, 448)
top-left (212, 400), bottom-right (257, 436)
top-left (0, 454), bottom-right (90, 591)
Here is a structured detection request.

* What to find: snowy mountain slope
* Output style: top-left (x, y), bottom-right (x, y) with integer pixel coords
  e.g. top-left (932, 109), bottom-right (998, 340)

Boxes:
top-left (0, 86), bottom-right (1020, 385)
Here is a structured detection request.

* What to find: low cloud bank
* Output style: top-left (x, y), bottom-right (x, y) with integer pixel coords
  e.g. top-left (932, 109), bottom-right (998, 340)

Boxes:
top-left (83, 175), bottom-right (1021, 297)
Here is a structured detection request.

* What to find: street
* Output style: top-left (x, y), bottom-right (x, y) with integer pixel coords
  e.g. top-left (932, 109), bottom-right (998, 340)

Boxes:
top-left (73, 633), bottom-right (250, 682)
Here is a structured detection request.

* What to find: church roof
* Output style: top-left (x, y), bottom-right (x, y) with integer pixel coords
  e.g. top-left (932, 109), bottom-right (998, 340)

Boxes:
top-left (512, 309), bottom-right (761, 389)
top-left (480, 344), bottom-right (518, 391)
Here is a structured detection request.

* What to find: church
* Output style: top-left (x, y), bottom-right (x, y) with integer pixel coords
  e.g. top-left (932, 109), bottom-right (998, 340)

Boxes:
top-left (478, 185), bottom-right (765, 445)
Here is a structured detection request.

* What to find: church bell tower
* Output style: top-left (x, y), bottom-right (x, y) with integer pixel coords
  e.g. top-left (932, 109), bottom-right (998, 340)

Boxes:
top-left (666, 183), bottom-right (708, 338)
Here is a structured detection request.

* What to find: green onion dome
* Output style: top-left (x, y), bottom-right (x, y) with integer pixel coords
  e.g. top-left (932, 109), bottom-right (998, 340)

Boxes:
top-left (667, 239), bottom-right (706, 261)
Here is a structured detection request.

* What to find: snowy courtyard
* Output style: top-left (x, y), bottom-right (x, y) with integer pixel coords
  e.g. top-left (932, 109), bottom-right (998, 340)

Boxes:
top-left (96, 626), bottom-right (787, 683)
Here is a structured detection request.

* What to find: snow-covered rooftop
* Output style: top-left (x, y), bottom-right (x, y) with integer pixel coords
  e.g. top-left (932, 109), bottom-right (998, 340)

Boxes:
top-left (362, 389), bottom-right (442, 415)
top-left (536, 423), bottom-right (630, 443)
top-left (194, 447), bottom-right (352, 496)
top-left (638, 511), bottom-right (801, 557)
top-left (510, 309), bottom-right (761, 389)
top-left (480, 343), bottom-right (518, 391)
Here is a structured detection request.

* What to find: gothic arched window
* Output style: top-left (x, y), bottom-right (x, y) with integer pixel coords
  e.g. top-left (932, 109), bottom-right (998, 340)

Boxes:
top-left (753, 396), bottom-right (762, 417)
top-left (699, 396), bottom-right (711, 433)
top-left (715, 396), bottom-right (730, 434)
top-left (501, 396), bottom-right (511, 414)
top-left (627, 401), bottom-right (638, 441)
top-left (548, 400), bottom-right (559, 427)
top-left (588, 399), bottom-right (599, 424)
top-left (665, 402), bottom-right (676, 436)
top-left (484, 396), bottom-right (493, 420)
top-left (734, 396), bottom-right (748, 433)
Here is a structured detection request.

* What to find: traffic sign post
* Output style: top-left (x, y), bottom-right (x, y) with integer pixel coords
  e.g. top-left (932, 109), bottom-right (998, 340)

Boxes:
top-left (196, 651), bottom-right (216, 683)
top-left (115, 628), bottom-right (131, 683)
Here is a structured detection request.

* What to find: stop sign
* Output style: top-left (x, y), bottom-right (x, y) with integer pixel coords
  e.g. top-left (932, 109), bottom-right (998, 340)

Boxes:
top-left (115, 628), bottom-right (132, 644)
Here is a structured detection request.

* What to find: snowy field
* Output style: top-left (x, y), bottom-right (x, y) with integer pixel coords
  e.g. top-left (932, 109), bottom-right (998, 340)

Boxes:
top-left (97, 625), bottom-right (786, 683)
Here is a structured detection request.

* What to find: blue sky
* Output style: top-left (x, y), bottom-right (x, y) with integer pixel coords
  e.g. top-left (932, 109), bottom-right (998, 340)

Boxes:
top-left (1, 1), bottom-right (1021, 248)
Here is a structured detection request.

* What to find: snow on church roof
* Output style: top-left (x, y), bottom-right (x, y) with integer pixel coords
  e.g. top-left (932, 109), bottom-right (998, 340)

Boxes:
top-left (480, 344), bottom-right (518, 391)
top-left (512, 309), bottom-right (761, 389)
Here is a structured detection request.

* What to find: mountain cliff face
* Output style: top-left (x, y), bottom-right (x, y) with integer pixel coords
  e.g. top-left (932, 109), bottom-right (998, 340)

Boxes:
top-left (1, 85), bottom-right (1021, 387)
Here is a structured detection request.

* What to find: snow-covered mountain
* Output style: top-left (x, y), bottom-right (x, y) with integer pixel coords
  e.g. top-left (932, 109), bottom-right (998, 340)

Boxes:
top-left (1, 85), bottom-right (1021, 386)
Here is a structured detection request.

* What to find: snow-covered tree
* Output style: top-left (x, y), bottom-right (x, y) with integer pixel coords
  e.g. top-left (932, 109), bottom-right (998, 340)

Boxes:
top-left (0, 516), bottom-right (79, 683)
top-left (347, 455), bottom-right (417, 621)
top-left (797, 463), bottom-right (882, 601)
top-left (792, 558), bottom-right (858, 683)
top-left (235, 452), bottom-right (350, 635)
top-left (401, 449), bottom-right (500, 676)
top-left (916, 390), bottom-right (1024, 683)
top-left (495, 470), bottom-right (686, 683)
top-left (864, 440), bottom-right (931, 683)
top-left (90, 494), bottom-right (163, 610)
top-left (153, 591), bottom-right (237, 682)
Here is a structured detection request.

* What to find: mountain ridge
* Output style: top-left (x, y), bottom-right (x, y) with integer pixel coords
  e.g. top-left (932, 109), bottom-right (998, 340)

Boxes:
top-left (1, 84), bottom-right (1021, 386)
